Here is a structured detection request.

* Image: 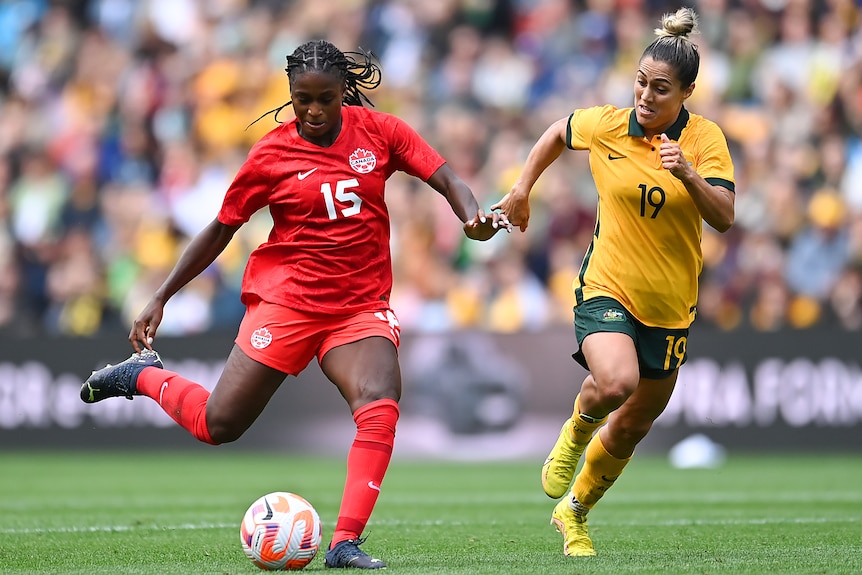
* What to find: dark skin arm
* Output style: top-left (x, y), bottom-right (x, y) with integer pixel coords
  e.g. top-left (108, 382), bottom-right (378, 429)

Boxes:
top-left (426, 163), bottom-right (511, 240)
top-left (131, 165), bottom-right (506, 351)
top-left (129, 218), bottom-right (240, 352)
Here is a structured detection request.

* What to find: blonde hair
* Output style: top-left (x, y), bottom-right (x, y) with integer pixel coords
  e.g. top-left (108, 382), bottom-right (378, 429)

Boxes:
top-left (654, 7), bottom-right (700, 39)
top-left (642, 7), bottom-right (701, 88)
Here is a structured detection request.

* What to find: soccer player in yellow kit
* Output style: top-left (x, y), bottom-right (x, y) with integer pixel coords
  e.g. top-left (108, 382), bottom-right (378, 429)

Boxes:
top-left (493, 7), bottom-right (735, 557)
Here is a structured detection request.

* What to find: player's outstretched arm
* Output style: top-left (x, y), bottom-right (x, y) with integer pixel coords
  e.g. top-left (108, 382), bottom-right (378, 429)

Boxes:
top-left (425, 163), bottom-right (510, 241)
top-left (129, 218), bottom-right (241, 352)
top-left (492, 117), bottom-right (568, 232)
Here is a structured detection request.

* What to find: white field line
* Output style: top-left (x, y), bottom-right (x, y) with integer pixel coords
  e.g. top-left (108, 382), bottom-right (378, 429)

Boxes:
top-left (1, 491), bottom-right (861, 511)
top-left (1, 516), bottom-right (859, 535)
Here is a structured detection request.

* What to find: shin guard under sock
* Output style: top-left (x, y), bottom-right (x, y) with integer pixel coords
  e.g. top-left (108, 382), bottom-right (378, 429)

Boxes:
top-left (572, 432), bottom-right (631, 509)
top-left (331, 398), bottom-right (399, 546)
top-left (137, 367), bottom-right (216, 445)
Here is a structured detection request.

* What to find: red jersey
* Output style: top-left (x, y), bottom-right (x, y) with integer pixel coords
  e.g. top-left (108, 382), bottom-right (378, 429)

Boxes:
top-left (217, 105), bottom-right (446, 314)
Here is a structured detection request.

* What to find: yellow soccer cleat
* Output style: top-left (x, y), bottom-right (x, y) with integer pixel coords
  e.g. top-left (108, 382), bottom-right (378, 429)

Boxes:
top-left (550, 497), bottom-right (596, 557)
top-left (541, 421), bottom-right (587, 499)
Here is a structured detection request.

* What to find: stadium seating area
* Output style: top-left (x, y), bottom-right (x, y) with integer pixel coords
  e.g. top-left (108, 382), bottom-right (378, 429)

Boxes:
top-left (0, 0), bottom-right (860, 337)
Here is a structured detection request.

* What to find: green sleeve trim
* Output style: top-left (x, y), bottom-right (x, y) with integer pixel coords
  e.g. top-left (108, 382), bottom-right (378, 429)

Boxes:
top-left (706, 177), bottom-right (735, 193)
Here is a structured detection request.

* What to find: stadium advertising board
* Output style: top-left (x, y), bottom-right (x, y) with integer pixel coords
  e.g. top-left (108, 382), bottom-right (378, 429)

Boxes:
top-left (0, 327), bottom-right (859, 454)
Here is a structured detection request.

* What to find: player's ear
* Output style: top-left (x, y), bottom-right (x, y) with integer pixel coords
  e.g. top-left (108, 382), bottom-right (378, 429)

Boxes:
top-left (683, 82), bottom-right (695, 100)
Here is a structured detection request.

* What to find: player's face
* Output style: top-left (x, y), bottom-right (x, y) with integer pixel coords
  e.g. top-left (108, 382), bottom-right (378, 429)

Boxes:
top-left (633, 57), bottom-right (694, 138)
top-left (290, 71), bottom-right (346, 146)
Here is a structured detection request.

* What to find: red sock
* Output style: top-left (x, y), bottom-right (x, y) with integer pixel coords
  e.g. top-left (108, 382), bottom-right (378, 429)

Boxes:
top-left (136, 367), bottom-right (216, 445)
top-left (331, 398), bottom-right (399, 547)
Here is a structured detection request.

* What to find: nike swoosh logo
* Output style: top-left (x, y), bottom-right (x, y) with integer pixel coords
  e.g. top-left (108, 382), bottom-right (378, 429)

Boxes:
top-left (159, 382), bottom-right (168, 404)
top-left (297, 168), bottom-right (318, 180)
top-left (601, 475), bottom-right (619, 482)
top-left (608, 153), bottom-right (626, 160)
top-left (543, 457), bottom-right (553, 466)
top-left (367, 481), bottom-right (381, 492)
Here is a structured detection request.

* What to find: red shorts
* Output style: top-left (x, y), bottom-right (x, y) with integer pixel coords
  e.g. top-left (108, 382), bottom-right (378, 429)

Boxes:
top-left (235, 300), bottom-right (401, 375)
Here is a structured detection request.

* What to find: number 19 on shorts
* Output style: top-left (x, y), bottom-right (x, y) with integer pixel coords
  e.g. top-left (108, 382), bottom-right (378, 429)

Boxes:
top-left (663, 335), bottom-right (686, 371)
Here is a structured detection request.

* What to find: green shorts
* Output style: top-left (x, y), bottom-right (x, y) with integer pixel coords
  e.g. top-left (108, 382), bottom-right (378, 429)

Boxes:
top-left (572, 296), bottom-right (689, 379)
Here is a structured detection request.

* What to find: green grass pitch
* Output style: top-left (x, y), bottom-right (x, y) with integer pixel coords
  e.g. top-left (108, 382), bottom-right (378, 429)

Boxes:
top-left (1, 451), bottom-right (860, 574)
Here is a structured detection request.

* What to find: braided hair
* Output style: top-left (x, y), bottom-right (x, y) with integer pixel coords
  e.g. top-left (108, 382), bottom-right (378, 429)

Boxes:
top-left (250, 40), bottom-right (382, 127)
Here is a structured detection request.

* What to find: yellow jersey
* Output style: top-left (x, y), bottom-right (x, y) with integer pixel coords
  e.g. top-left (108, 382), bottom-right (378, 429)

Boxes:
top-left (567, 105), bottom-right (735, 328)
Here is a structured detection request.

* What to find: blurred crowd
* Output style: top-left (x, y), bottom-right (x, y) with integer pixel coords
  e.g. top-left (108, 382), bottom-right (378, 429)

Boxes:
top-left (0, 0), bottom-right (860, 339)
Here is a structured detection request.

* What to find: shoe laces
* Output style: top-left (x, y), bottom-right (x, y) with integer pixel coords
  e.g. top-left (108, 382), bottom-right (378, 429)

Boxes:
top-left (330, 536), bottom-right (370, 561)
top-left (109, 350), bottom-right (160, 396)
top-left (134, 349), bottom-right (159, 362)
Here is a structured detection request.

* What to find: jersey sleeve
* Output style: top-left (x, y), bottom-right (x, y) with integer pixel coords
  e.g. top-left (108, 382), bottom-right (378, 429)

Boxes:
top-left (566, 106), bottom-right (607, 151)
top-left (384, 114), bottom-right (446, 181)
top-left (217, 139), bottom-right (276, 225)
top-left (695, 121), bottom-right (736, 193)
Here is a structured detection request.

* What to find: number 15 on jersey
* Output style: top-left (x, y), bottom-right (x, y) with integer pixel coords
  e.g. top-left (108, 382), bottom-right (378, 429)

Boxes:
top-left (321, 178), bottom-right (362, 219)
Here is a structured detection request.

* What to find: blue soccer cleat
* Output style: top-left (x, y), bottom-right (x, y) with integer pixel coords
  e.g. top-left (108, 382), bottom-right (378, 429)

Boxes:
top-left (80, 349), bottom-right (163, 403)
top-left (324, 537), bottom-right (386, 569)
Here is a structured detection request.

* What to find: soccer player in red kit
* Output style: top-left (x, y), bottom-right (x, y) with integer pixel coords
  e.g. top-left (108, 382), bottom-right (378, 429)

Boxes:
top-left (80, 40), bottom-right (509, 569)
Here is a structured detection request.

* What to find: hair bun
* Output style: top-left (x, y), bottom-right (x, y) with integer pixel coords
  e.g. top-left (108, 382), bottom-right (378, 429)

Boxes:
top-left (654, 7), bottom-right (699, 38)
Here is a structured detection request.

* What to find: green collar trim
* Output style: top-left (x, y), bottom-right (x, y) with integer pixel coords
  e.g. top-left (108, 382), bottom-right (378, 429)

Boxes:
top-left (628, 107), bottom-right (689, 140)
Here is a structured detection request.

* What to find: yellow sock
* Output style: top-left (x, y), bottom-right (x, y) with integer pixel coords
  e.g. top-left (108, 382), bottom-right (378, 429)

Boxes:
top-left (572, 432), bottom-right (631, 509)
top-left (568, 393), bottom-right (607, 445)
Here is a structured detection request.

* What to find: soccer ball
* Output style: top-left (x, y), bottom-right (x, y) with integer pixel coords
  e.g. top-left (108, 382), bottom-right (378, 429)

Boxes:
top-left (240, 491), bottom-right (323, 571)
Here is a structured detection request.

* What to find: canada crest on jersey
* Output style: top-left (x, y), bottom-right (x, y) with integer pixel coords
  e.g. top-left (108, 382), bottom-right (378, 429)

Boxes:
top-left (349, 148), bottom-right (377, 174)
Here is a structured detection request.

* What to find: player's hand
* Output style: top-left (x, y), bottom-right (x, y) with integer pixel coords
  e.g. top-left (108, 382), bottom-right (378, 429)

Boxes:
top-left (463, 208), bottom-right (511, 241)
top-left (129, 298), bottom-right (166, 353)
top-left (660, 133), bottom-right (693, 180)
top-left (490, 186), bottom-right (531, 232)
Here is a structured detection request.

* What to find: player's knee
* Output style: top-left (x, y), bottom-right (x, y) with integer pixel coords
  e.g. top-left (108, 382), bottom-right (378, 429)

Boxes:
top-left (592, 371), bottom-right (638, 410)
top-left (350, 374), bottom-right (399, 402)
top-left (206, 416), bottom-right (248, 444)
top-left (346, 383), bottom-right (400, 413)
